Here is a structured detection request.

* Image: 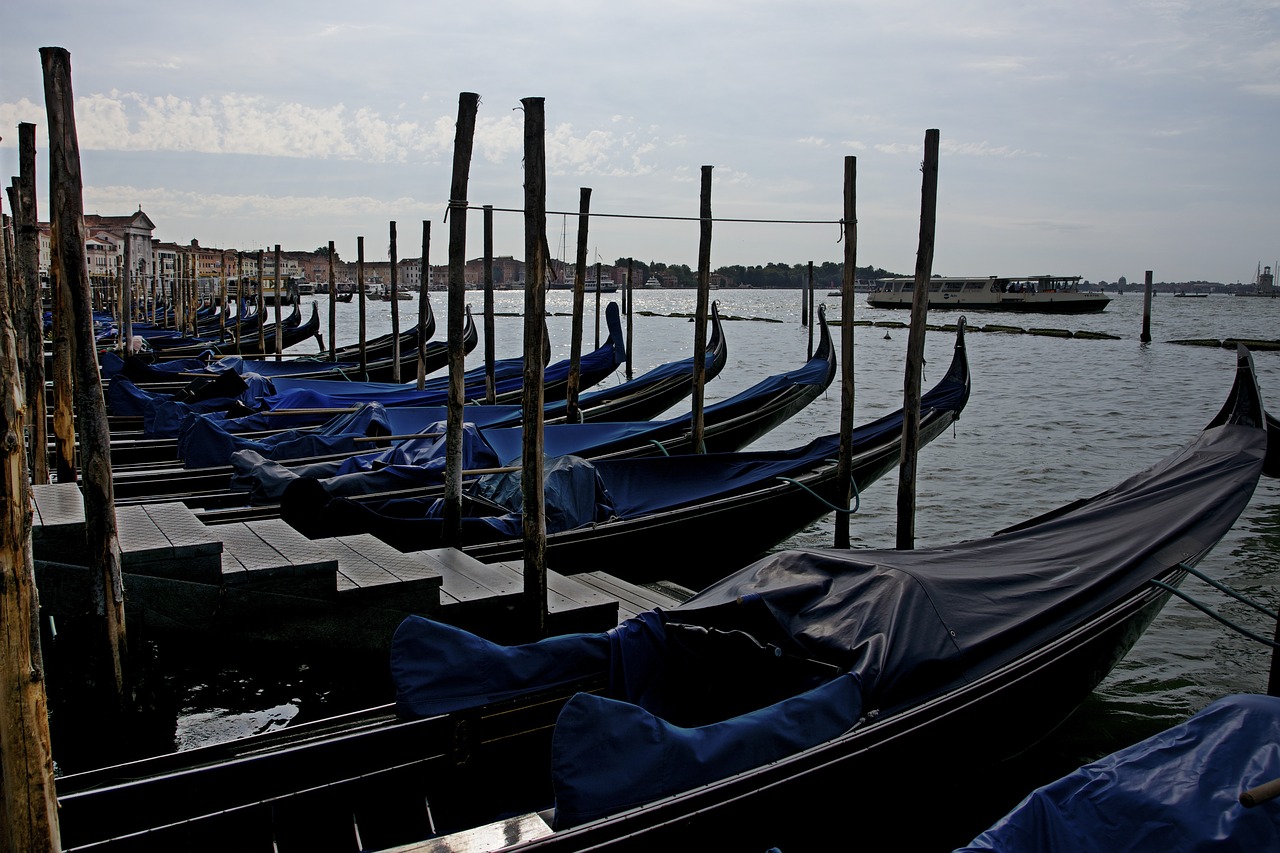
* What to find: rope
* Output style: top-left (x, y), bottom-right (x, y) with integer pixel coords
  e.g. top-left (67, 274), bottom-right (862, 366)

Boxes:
top-left (1179, 562), bottom-right (1279, 620)
top-left (465, 204), bottom-right (841, 227)
top-left (646, 439), bottom-right (670, 457)
top-left (1151, 580), bottom-right (1280, 650)
top-left (776, 472), bottom-right (862, 515)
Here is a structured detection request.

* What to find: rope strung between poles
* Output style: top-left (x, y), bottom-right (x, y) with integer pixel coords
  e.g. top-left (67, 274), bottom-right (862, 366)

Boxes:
top-left (1179, 561), bottom-right (1280, 620)
top-left (1150, 579), bottom-right (1280, 650)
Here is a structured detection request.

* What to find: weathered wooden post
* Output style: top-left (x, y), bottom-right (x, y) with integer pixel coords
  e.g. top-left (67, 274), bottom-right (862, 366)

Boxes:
top-left (520, 95), bottom-right (549, 638)
top-left (482, 207), bottom-right (496, 403)
top-left (233, 251), bottom-right (243, 354)
top-left (15, 122), bottom-right (49, 486)
top-left (122, 235), bottom-right (133, 349)
top-left (594, 260), bottom-right (602, 350)
top-left (219, 252), bottom-right (228, 342)
top-left (896, 129), bottom-right (940, 551)
top-left (691, 165), bottom-right (713, 453)
top-left (625, 257), bottom-right (634, 380)
top-left (42, 44), bottom-right (129, 697)
top-left (834, 157), bottom-right (858, 549)
top-left (801, 270), bottom-right (809, 328)
top-left (0, 176), bottom-right (60, 853)
top-left (273, 244), bottom-right (283, 360)
top-left (417, 222), bottom-right (431, 389)
top-left (566, 187), bottom-right (591, 424)
top-left (442, 93), bottom-right (479, 547)
top-left (1141, 270), bottom-right (1153, 343)
top-left (357, 236), bottom-right (367, 376)
top-left (327, 241), bottom-right (337, 361)
top-left (807, 260), bottom-right (815, 359)
top-left (255, 248), bottom-right (266, 355)
top-left (389, 221), bottom-right (401, 383)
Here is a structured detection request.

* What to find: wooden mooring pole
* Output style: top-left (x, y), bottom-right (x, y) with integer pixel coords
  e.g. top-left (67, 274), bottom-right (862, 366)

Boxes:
top-left (691, 165), bottom-right (713, 453)
top-left (327, 240), bottom-right (337, 361)
top-left (566, 187), bottom-right (591, 424)
top-left (42, 44), bottom-right (129, 695)
top-left (15, 122), bottom-right (48, 486)
top-left (807, 260), bottom-right (815, 359)
top-left (483, 208), bottom-right (496, 403)
top-left (255, 248), bottom-right (266, 355)
top-left (896, 129), bottom-right (940, 551)
top-left (442, 92), bottom-right (479, 547)
top-left (625, 257), bottom-right (634, 380)
top-left (357, 236), bottom-right (367, 376)
top-left (0, 168), bottom-right (60, 853)
top-left (1141, 270), bottom-right (1153, 343)
top-left (418, 222), bottom-right (432, 390)
top-left (389, 221), bottom-right (401, 383)
top-left (521, 95), bottom-right (550, 638)
top-left (273, 244), bottom-right (283, 361)
top-left (594, 260), bottom-right (602, 351)
top-left (834, 156), bottom-right (857, 549)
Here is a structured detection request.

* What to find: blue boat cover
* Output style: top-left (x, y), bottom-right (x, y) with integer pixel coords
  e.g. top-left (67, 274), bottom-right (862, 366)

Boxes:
top-left (117, 302), bottom-right (625, 435)
top-left (958, 694), bottom-right (1280, 852)
top-left (177, 403), bottom-right (396, 469)
top-left (391, 608), bottom-right (862, 829)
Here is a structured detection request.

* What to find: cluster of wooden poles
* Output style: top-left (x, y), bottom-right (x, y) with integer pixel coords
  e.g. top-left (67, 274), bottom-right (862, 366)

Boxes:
top-left (0, 47), bottom-right (946, 852)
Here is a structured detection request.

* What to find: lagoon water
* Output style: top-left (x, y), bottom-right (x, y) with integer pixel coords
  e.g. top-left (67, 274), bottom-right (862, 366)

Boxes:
top-left (57, 287), bottom-right (1280, 848)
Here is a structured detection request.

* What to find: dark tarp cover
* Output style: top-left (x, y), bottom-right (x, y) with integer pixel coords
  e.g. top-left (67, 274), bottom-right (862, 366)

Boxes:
top-left (674, 416), bottom-right (1266, 715)
top-left (388, 408), bottom-right (1265, 829)
top-left (957, 693), bottom-right (1280, 852)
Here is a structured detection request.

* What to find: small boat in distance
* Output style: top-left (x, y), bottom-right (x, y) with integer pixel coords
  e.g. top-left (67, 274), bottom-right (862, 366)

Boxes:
top-left (867, 274), bottom-right (1110, 314)
top-left (644, 274), bottom-right (662, 289)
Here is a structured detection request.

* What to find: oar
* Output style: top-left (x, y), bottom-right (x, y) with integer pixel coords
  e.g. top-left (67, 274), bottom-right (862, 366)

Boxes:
top-left (352, 432), bottom-right (445, 443)
top-left (1240, 776), bottom-right (1280, 807)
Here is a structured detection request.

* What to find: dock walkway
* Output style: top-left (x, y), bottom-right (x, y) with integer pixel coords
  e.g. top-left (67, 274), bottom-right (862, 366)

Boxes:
top-left (31, 482), bottom-right (692, 650)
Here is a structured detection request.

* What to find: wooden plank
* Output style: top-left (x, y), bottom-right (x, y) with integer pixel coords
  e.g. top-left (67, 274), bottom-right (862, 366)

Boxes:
top-left (31, 482), bottom-right (82, 527)
top-left (398, 811), bottom-right (552, 851)
top-left (140, 503), bottom-right (220, 558)
top-left (329, 535), bottom-right (442, 611)
top-left (573, 571), bottom-right (678, 616)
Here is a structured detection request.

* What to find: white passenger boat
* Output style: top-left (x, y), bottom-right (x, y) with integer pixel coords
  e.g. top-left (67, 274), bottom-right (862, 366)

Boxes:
top-left (866, 275), bottom-right (1110, 314)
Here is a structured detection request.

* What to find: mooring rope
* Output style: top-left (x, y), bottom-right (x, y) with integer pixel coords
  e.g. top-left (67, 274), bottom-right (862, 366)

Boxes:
top-left (776, 470), bottom-right (861, 515)
top-left (1152, 568), bottom-right (1280, 648)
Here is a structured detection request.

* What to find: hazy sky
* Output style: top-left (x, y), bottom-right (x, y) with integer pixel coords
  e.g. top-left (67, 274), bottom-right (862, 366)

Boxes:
top-left (3, 1), bottom-right (1278, 283)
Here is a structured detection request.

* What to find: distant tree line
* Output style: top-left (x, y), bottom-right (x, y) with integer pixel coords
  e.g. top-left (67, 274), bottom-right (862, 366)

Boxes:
top-left (617, 258), bottom-right (902, 289)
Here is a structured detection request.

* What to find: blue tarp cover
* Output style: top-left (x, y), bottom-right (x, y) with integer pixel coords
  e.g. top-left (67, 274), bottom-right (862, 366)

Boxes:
top-left (958, 694), bottom-right (1280, 852)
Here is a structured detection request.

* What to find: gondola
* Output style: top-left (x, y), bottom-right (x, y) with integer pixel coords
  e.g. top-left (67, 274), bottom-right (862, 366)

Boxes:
top-left (101, 300), bottom-right (644, 444)
top-left (112, 303), bottom-right (831, 507)
top-left (101, 302), bottom-right (733, 497)
top-left (278, 316), bottom-right (969, 589)
top-left (51, 348), bottom-right (1270, 853)
top-left (102, 299), bottom-right (460, 392)
top-left (147, 301), bottom-right (312, 356)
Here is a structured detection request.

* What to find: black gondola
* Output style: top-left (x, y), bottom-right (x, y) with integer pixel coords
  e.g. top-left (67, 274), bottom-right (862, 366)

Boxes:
top-left (110, 303), bottom-right (830, 508)
top-left (279, 316), bottom-right (969, 588)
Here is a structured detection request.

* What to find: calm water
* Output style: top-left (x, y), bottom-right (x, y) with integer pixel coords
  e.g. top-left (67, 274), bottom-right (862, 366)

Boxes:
top-left (56, 288), bottom-right (1280, 847)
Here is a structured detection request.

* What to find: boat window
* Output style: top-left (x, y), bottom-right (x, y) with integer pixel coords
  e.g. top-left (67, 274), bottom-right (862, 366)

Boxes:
top-left (963, 282), bottom-right (986, 291)
top-left (928, 281), bottom-right (942, 292)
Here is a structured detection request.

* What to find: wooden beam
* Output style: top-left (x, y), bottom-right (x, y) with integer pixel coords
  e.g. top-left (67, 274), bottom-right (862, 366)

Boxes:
top-left (896, 129), bottom-right (940, 551)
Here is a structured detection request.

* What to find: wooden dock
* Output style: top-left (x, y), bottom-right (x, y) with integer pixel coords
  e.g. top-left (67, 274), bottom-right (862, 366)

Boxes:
top-left (31, 482), bottom-right (692, 650)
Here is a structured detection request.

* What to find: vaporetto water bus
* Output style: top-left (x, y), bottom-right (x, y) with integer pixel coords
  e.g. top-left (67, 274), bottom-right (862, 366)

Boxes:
top-left (867, 275), bottom-right (1111, 314)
